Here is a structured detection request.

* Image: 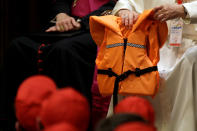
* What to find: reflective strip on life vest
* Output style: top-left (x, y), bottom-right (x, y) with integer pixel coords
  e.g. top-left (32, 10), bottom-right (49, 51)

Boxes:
top-left (127, 43), bottom-right (146, 49)
top-left (106, 43), bottom-right (146, 49)
top-left (106, 43), bottom-right (124, 48)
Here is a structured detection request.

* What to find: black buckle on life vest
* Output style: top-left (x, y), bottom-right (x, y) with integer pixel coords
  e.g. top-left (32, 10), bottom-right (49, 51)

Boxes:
top-left (97, 66), bottom-right (158, 108)
top-left (135, 68), bottom-right (141, 77)
top-left (118, 71), bottom-right (131, 81)
top-left (108, 68), bottom-right (113, 77)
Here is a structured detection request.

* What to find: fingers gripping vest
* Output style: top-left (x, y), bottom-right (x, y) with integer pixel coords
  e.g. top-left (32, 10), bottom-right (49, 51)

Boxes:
top-left (90, 10), bottom-right (168, 106)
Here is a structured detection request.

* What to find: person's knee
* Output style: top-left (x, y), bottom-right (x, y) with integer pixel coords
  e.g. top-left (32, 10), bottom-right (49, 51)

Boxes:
top-left (10, 36), bottom-right (29, 46)
top-left (52, 39), bottom-right (74, 53)
top-left (9, 36), bottom-right (39, 51)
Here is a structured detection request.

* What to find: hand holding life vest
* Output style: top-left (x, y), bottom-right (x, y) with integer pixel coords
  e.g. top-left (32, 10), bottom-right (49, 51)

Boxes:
top-left (153, 3), bottom-right (186, 22)
top-left (116, 9), bottom-right (139, 28)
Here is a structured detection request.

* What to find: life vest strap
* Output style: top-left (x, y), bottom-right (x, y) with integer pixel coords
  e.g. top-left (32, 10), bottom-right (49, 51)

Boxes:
top-left (97, 68), bottom-right (118, 77)
top-left (97, 66), bottom-right (158, 107)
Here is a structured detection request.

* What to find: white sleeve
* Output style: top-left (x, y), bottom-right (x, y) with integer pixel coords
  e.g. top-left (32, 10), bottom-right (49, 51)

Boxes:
top-left (183, 1), bottom-right (197, 24)
top-left (112, 0), bottom-right (145, 15)
top-left (112, 0), bottom-right (134, 15)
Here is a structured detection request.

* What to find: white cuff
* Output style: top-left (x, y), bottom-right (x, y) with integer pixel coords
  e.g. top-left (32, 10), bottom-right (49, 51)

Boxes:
top-left (112, 0), bottom-right (133, 15)
top-left (183, 2), bottom-right (197, 24)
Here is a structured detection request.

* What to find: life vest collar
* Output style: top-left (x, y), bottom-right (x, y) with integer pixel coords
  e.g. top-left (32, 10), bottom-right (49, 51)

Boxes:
top-left (132, 9), bottom-right (154, 32)
top-left (90, 16), bottom-right (123, 37)
top-left (90, 9), bottom-right (154, 38)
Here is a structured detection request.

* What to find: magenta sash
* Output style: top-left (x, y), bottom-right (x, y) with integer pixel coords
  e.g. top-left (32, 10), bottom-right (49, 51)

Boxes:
top-left (71, 0), bottom-right (109, 17)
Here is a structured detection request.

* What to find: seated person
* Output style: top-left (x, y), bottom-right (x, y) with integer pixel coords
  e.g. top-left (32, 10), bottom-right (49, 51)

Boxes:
top-left (111, 0), bottom-right (197, 131)
top-left (3, 0), bottom-right (115, 129)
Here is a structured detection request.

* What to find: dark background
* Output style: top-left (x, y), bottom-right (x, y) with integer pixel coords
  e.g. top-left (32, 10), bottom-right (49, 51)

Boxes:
top-left (0, 0), bottom-right (53, 66)
top-left (0, 0), bottom-right (53, 129)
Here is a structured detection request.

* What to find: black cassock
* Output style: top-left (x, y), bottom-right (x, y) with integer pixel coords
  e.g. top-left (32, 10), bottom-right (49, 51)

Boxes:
top-left (3, 0), bottom-right (115, 129)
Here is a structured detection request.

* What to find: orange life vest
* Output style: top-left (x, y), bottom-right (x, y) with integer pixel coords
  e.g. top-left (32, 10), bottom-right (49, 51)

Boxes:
top-left (89, 10), bottom-right (168, 105)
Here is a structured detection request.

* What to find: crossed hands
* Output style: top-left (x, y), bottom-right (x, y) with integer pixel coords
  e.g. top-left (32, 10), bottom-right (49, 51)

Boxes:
top-left (46, 13), bottom-right (81, 32)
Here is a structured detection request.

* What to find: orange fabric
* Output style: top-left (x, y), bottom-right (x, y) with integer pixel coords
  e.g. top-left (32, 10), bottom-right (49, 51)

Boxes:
top-left (89, 9), bottom-right (168, 96)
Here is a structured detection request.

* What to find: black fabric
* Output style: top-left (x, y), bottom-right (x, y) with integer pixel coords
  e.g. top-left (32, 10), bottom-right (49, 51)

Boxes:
top-left (52, 0), bottom-right (72, 16)
top-left (43, 33), bottom-right (97, 100)
top-left (95, 113), bottom-right (147, 131)
top-left (4, 33), bottom-right (97, 130)
top-left (28, 30), bottom-right (85, 39)
top-left (4, 36), bottom-right (40, 131)
top-left (97, 66), bottom-right (158, 107)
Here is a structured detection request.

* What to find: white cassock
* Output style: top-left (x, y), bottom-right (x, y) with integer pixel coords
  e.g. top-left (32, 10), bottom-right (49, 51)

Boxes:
top-left (108, 0), bottom-right (197, 131)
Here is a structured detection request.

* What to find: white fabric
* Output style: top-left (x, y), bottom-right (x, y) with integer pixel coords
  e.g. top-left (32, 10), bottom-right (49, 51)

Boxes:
top-left (149, 43), bottom-right (197, 131)
top-left (183, 1), bottom-right (197, 23)
top-left (107, 0), bottom-right (197, 131)
top-left (112, 0), bottom-right (134, 15)
top-left (112, 0), bottom-right (175, 14)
